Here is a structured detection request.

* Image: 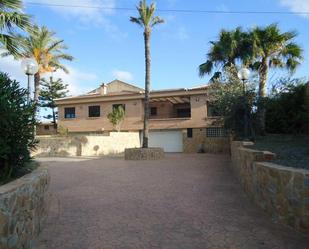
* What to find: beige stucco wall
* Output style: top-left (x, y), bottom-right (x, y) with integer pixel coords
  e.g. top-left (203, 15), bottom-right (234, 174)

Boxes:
top-left (33, 132), bottom-right (141, 157)
top-left (58, 99), bottom-right (143, 132)
top-left (57, 94), bottom-right (219, 133)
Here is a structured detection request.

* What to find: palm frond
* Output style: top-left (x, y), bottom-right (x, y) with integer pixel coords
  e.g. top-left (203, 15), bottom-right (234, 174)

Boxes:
top-left (199, 60), bottom-right (213, 77)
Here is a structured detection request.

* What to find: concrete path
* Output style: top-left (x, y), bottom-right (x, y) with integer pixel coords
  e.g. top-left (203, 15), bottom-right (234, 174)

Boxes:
top-left (36, 154), bottom-right (309, 249)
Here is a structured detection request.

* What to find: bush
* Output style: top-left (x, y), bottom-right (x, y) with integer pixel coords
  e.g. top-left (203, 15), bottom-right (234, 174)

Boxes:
top-left (265, 78), bottom-right (308, 134)
top-left (0, 72), bottom-right (37, 182)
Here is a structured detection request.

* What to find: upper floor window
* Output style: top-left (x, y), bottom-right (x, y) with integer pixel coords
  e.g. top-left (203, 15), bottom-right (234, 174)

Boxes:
top-left (64, 107), bottom-right (76, 119)
top-left (113, 104), bottom-right (126, 112)
top-left (176, 108), bottom-right (191, 118)
top-left (89, 105), bottom-right (100, 117)
top-left (151, 107), bottom-right (157, 116)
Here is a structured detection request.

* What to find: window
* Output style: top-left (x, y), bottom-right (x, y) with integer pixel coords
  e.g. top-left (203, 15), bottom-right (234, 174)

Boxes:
top-left (187, 128), bottom-right (193, 138)
top-left (64, 107), bottom-right (75, 119)
top-left (206, 127), bottom-right (227, 137)
top-left (207, 102), bottom-right (220, 117)
top-left (88, 105), bottom-right (100, 117)
top-left (151, 107), bottom-right (157, 116)
top-left (112, 104), bottom-right (125, 112)
top-left (177, 108), bottom-right (191, 118)
top-left (44, 125), bottom-right (49, 130)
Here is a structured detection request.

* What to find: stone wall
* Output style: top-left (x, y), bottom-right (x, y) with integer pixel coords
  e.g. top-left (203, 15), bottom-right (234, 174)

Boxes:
top-left (0, 167), bottom-right (50, 248)
top-left (183, 128), bottom-right (230, 153)
top-left (33, 132), bottom-right (141, 157)
top-left (230, 141), bottom-right (309, 235)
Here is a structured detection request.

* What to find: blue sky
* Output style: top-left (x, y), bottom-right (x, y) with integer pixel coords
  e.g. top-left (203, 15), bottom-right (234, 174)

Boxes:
top-left (1, 0), bottom-right (309, 96)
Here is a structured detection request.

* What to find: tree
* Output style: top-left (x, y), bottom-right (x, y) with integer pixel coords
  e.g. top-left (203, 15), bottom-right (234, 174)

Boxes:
top-left (39, 76), bottom-right (68, 129)
top-left (199, 27), bottom-right (251, 81)
top-left (0, 72), bottom-right (37, 182)
top-left (2, 25), bottom-right (73, 104)
top-left (265, 77), bottom-right (308, 134)
top-left (107, 106), bottom-right (125, 132)
top-left (250, 24), bottom-right (303, 133)
top-left (130, 0), bottom-right (164, 148)
top-left (207, 66), bottom-right (257, 139)
top-left (0, 0), bottom-right (32, 56)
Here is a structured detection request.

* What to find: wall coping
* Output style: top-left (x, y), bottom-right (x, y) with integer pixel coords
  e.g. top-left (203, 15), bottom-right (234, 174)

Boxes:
top-left (0, 166), bottom-right (48, 195)
top-left (255, 161), bottom-right (309, 175)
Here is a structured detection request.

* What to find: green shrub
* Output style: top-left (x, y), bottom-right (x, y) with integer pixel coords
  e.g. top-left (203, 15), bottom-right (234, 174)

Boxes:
top-left (265, 78), bottom-right (308, 134)
top-left (0, 72), bottom-right (37, 182)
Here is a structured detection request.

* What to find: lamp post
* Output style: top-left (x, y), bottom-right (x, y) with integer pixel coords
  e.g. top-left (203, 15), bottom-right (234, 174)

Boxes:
top-left (238, 67), bottom-right (251, 139)
top-left (21, 58), bottom-right (39, 104)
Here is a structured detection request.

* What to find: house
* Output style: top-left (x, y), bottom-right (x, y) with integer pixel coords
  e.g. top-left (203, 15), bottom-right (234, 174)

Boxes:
top-left (37, 122), bottom-right (57, 135)
top-left (55, 79), bottom-right (227, 153)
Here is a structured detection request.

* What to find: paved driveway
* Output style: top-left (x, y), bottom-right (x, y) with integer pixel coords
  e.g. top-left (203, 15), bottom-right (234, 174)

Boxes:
top-left (36, 154), bottom-right (309, 249)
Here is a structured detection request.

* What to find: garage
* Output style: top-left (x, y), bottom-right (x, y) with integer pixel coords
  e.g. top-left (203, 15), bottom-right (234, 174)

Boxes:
top-left (148, 130), bottom-right (183, 152)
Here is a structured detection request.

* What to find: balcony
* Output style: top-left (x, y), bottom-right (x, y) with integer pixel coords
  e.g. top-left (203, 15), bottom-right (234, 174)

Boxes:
top-left (148, 96), bottom-right (191, 120)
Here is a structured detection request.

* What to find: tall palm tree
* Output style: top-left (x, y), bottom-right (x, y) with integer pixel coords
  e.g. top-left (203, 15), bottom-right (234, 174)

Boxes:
top-left (250, 24), bottom-right (303, 133)
top-left (0, 0), bottom-right (32, 56)
top-left (199, 27), bottom-right (250, 80)
top-left (3, 25), bottom-right (74, 103)
top-left (130, 0), bottom-right (164, 148)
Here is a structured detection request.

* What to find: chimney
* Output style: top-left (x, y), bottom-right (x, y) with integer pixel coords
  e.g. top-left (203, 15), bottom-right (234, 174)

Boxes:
top-left (100, 83), bottom-right (107, 95)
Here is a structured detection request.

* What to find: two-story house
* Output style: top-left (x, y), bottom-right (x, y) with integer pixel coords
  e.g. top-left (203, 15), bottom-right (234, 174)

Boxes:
top-left (55, 80), bottom-right (226, 153)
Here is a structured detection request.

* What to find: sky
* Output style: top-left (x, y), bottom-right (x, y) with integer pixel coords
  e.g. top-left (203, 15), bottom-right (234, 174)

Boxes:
top-left (1, 0), bottom-right (309, 98)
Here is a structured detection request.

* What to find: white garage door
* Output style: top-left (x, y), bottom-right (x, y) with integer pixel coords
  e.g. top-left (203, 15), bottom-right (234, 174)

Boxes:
top-left (149, 130), bottom-right (183, 152)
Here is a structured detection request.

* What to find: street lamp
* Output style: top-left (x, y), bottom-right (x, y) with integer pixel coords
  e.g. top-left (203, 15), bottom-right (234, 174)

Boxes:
top-left (21, 58), bottom-right (39, 103)
top-left (238, 67), bottom-right (251, 139)
top-left (237, 67), bottom-right (250, 94)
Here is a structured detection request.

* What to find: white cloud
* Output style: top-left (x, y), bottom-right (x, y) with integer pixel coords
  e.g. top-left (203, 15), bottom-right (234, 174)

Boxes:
top-left (45, 67), bottom-right (98, 95)
top-left (0, 52), bottom-right (98, 96)
top-left (25, 0), bottom-right (116, 25)
top-left (112, 70), bottom-right (133, 82)
top-left (280, 0), bottom-right (309, 18)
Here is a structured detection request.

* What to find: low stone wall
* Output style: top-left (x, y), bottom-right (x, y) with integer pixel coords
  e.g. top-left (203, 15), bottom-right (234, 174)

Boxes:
top-left (33, 132), bottom-right (141, 157)
top-left (230, 141), bottom-right (309, 235)
top-left (125, 148), bottom-right (164, 160)
top-left (0, 167), bottom-right (50, 248)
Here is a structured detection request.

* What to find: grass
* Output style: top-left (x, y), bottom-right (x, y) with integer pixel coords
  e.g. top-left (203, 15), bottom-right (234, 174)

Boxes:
top-left (249, 134), bottom-right (309, 170)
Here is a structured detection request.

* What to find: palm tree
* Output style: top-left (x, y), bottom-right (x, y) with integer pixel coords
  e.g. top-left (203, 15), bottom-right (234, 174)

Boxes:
top-left (0, 0), bottom-right (32, 56)
top-left (199, 27), bottom-right (250, 81)
top-left (130, 0), bottom-right (164, 148)
top-left (250, 24), bottom-right (303, 133)
top-left (2, 25), bottom-right (73, 103)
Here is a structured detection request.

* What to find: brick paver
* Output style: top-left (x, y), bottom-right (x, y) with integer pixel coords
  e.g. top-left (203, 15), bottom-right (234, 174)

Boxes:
top-left (36, 154), bottom-right (309, 249)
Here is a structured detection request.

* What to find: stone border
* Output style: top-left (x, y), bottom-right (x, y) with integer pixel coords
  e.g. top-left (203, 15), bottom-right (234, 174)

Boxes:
top-left (125, 148), bottom-right (164, 160)
top-left (0, 167), bottom-right (50, 249)
top-left (230, 141), bottom-right (309, 235)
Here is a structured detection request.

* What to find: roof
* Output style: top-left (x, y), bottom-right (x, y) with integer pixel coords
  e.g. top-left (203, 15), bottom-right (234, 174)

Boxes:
top-left (55, 80), bottom-right (209, 104)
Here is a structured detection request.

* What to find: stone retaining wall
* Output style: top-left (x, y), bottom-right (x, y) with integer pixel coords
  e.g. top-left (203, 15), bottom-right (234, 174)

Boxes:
top-left (183, 128), bottom-right (230, 153)
top-left (33, 132), bottom-right (140, 157)
top-left (230, 141), bottom-right (309, 235)
top-left (0, 167), bottom-right (50, 248)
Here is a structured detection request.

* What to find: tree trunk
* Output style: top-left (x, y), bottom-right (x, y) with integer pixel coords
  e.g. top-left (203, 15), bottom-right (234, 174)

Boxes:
top-left (52, 108), bottom-right (57, 129)
top-left (34, 72), bottom-right (40, 104)
top-left (142, 30), bottom-right (151, 148)
top-left (257, 58), bottom-right (268, 135)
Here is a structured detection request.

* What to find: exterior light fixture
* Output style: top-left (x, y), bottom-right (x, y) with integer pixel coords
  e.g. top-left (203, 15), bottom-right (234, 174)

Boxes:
top-left (21, 58), bottom-right (39, 103)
